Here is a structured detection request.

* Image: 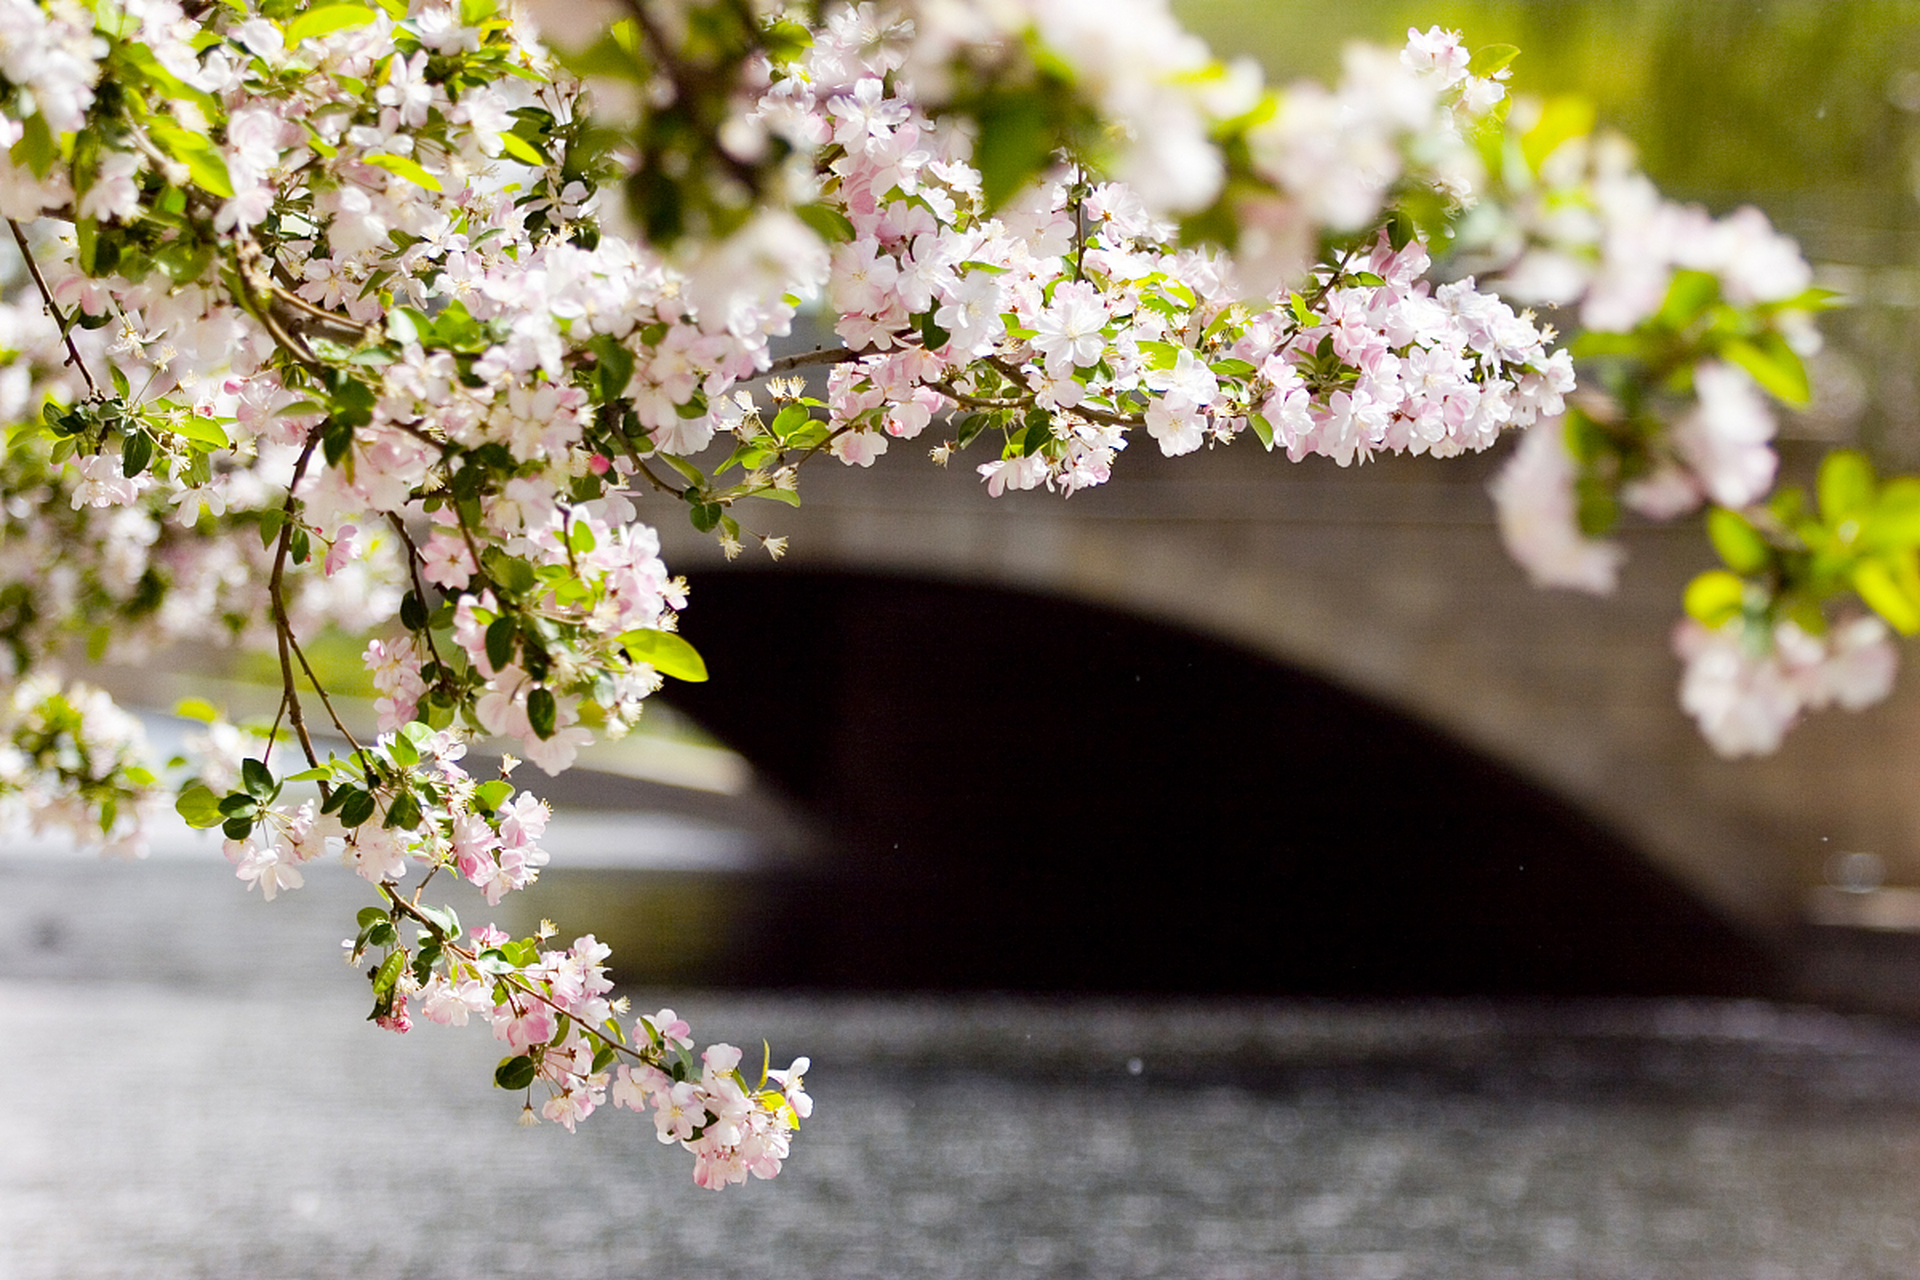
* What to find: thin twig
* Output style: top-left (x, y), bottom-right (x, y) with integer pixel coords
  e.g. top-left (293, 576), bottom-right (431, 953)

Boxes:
top-left (286, 627), bottom-right (365, 757)
top-left (8, 219), bottom-right (99, 396)
top-left (386, 514), bottom-right (447, 669)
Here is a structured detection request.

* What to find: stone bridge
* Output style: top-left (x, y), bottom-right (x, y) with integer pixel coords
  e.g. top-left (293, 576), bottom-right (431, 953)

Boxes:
top-left (649, 429), bottom-right (1920, 992)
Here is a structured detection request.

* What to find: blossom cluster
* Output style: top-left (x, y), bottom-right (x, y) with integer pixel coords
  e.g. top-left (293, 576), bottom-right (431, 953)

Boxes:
top-left (356, 905), bottom-right (808, 1187)
top-left (196, 723), bottom-right (555, 906)
top-left (1478, 114), bottom-right (1826, 595)
top-left (0, 671), bottom-right (165, 858)
top-left (610, 1015), bottom-right (812, 1189)
top-left (1674, 616), bottom-right (1897, 757)
top-left (0, 0), bottom-right (1910, 1180)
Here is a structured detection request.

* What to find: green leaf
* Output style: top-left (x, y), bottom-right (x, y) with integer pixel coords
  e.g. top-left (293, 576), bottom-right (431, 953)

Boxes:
top-left (1683, 570), bottom-right (1747, 627)
top-left (339, 788), bottom-right (377, 828)
top-left (174, 697), bottom-right (220, 724)
top-left (526, 687), bottom-right (557, 739)
top-left (222, 815), bottom-right (256, 841)
top-left (175, 784), bottom-right (223, 829)
top-left (383, 790), bottom-right (423, 830)
top-left (371, 949), bottom-right (404, 996)
top-left (286, 4), bottom-right (378, 44)
top-left (1853, 555), bottom-right (1920, 635)
top-left (919, 310), bottom-right (951, 352)
top-left (1865, 478), bottom-right (1920, 551)
top-left (388, 732), bottom-right (419, 768)
top-left (356, 906), bottom-right (389, 930)
top-left (1657, 270), bottom-right (1720, 329)
top-left (1248, 413), bottom-right (1275, 451)
top-left (1707, 507), bottom-right (1772, 575)
top-left (241, 757), bottom-right (275, 800)
top-left (1135, 340), bottom-right (1180, 371)
top-left (148, 121), bottom-right (234, 197)
top-left (120, 430), bottom-right (154, 480)
top-left (219, 792), bottom-right (259, 817)
top-left (619, 628), bottom-right (709, 682)
top-left (974, 91), bottom-right (1054, 210)
top-left (10, 111), bottom-right (56, 180)
top-left (419, 903), bottom-right (460, 939)
top-left (363, 152), bottom-right (444, 192)
top-left (497, 130), bottom-right (546, 166)
top-left (1520, 94), bottom-right (1594, 170)
top-left (1569, 331), bottom-right (1643, 359)
top-left (794, 202), bottom-right (856, 244)
top-left (1470, 43), bottom-right (1521, 78)
top-left (771, 404), bottom-right (810, 441)
top-left (494, 1054), bottom-right (538, 1091)
top-left (1720, 333), bottom-right (1810, 408)
top-left (485, 616), bottom-right (517, 672)
top-left (175, 416), bottom-right (230, 451)
top-left (1818, 450), bottom-right (1875, 524)
top-left (475, 779), bottom-right (514, 812)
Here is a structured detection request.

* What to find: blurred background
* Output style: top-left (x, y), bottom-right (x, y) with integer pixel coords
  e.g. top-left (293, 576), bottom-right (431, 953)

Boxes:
top-left (12, 2), bottom-right (1920, 1276)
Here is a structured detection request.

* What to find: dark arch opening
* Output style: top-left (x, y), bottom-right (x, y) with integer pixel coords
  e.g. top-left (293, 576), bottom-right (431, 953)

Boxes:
top-left (666, 568), bottom-right (1780, 997)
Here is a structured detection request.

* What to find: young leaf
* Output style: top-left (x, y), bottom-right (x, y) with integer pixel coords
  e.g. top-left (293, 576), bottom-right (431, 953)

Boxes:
top-left (1818, 450), bottom-right (1875, 524)
top-left (497, 130), bottom-right (546, 166)
top-left (1683, 570), bottom-right (1746, 628)
top-left (1707, 507), bottom-right (1771, 575)
top-left (174, 697), bottom-right (220, 723)
top-left (285, 3), bottom-right (378, 44)
top-left (1721, 333), bottom-right (1811, 407)
top-left (1852, 556), bottom-right (1920, 635)
top-left (619, 628), bottom-right (710, 682)
top-left (363, 152), bottom-right (444, 192)
top-left (174, 784), bottom-right (223, 829)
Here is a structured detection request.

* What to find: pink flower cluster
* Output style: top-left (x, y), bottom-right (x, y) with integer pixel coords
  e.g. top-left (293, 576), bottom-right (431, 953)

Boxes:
top-left (611, 1013), bottom-right (811, 1189)
top-left (1674, 617), bottom-right (1897, 757)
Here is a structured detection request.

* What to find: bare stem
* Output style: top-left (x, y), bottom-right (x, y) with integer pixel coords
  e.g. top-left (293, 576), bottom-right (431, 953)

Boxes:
top-left (269, 436), bottom-right (325, 772)
top-left (8, 219), bottom-right (99, 396)
top-left (386, 514), bottom-right (447, 669)
top-left (763, 346), bottom-right (868, 377)
top-left (286, 627), bottom-right (365, 758)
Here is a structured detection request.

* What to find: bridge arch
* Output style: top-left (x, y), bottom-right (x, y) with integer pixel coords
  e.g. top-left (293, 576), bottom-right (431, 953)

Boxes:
top-left (651, 440), bottom-right (1920, 951)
